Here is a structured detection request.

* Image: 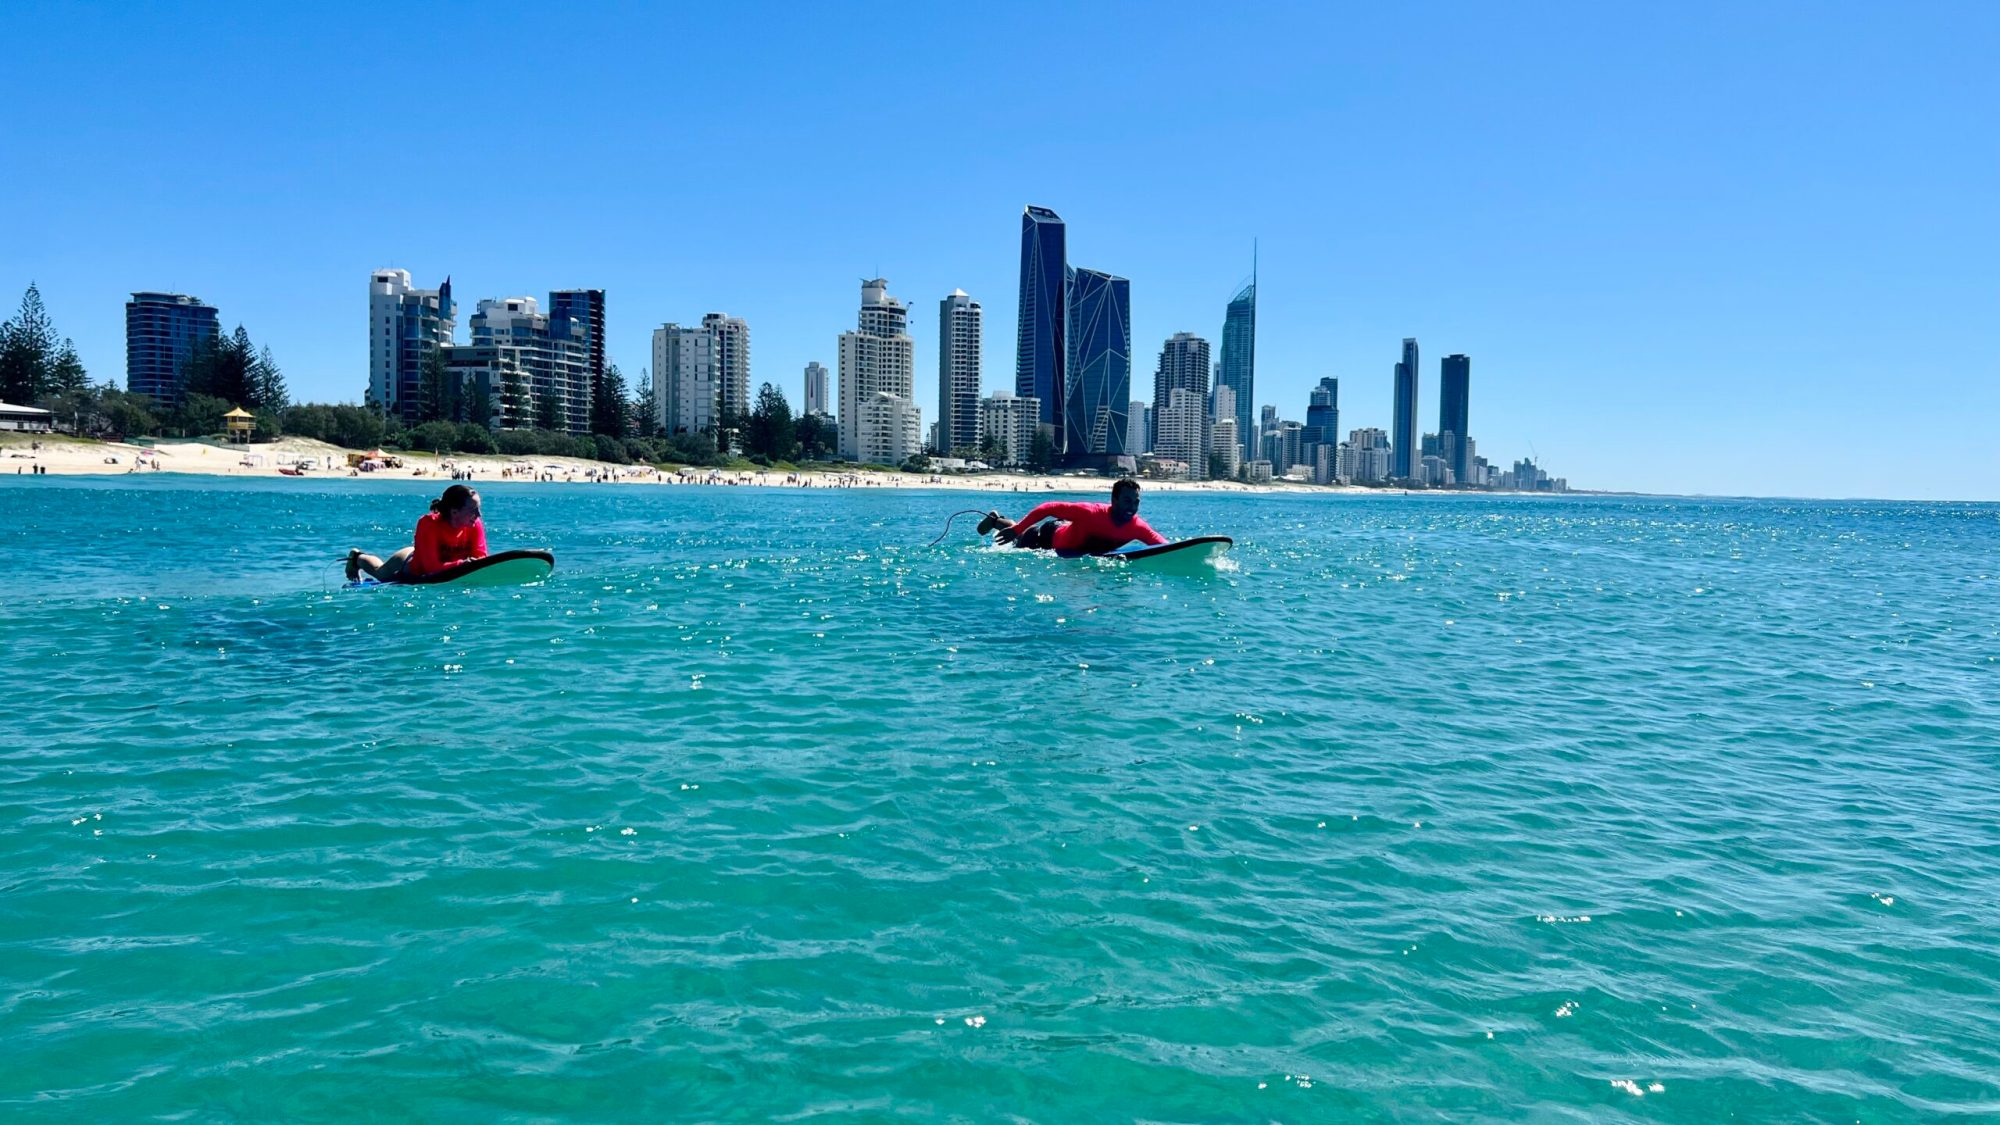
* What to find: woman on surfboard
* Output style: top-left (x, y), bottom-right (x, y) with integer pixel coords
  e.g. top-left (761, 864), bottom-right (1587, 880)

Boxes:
top-left (977, 478), bottom-right (1168, 555)
top-left (347, 484), bottom-right (489, 583)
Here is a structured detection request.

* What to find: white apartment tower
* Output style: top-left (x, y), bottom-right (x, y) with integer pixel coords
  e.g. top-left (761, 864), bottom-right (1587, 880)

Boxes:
top-left (652, 323), bottom-right (720, 435)
top-left (838, 278), bottom-right (919, 463)
top-left (978, 390), bottom-right (1040, 466)
top-left (704, 313), bottom-right (751, 421)
top-left (469, 296), bottom-right (589, 433)
top-left (368, 269), bottom-right (455, 424)
top-left (1211, 416), bottom-right (1242, 480)
top-left (1156, 386), bottom-right (1209, 479)
top-left (937, 289), bottom-right (981, 454)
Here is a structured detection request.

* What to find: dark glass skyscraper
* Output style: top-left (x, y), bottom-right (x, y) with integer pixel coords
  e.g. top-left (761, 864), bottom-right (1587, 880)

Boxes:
top-left (126, 292), bottom-right (220, 407)
top-left (548, 289), bottom-right (606, 384)
top-left (1304, 376), bottom-right (1339, 459)
top-left (1392, 337), bottom-right (1419, 479)
top-left (1063, 268), bottom-right (1131, 461)
top-left (1439, 353), bottom-right (1470, 483)
top-left (1218, 272), bottom-right (1256, 454)
top-left (1015, 206), bottom-right (1067, 445)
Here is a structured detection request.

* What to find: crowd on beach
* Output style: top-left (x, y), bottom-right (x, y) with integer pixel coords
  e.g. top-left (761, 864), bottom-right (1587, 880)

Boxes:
top-left (1, 433), bottom-right (1355, 496)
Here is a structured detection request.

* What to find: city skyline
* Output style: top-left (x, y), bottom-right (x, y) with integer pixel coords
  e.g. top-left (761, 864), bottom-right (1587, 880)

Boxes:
top-left (4, 5), bottom-right (1995, 498)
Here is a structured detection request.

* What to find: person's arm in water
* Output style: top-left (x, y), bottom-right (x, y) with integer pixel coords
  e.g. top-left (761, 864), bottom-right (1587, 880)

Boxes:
top-left (1001, 502), bottom-right (1093, 541)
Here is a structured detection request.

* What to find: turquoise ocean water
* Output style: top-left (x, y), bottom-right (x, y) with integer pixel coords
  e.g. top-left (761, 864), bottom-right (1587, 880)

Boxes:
top-left (3, 475), bottom-right (1998, 1121)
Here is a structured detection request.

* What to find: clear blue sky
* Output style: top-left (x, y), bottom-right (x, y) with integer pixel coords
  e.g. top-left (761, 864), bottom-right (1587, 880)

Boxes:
top-left (4, 2), bottom-right (1995, 498)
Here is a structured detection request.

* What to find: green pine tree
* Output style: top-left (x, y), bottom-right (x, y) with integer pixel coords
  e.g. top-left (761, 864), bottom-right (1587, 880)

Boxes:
top-left (1028, 428), bottom-right (1055, 472)
top-left (253, 345), bottom-right (289, 411)
top-left (593, 362), bottom-right (631, 438)
top-left (49, 338), bottom-right (88, 396)
top-left (0, 283), bottom-right (57, 404)
top-left (631, 370), bottom-right (659, 438)
top-left (747, 382), bottom-right (795, 460)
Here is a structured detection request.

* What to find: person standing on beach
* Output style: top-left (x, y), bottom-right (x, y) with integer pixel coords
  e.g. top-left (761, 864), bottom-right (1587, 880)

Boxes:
top-left (347, 485), bottom-right (488, 583)
top-left (978, 478), bottom-right (1168, 554)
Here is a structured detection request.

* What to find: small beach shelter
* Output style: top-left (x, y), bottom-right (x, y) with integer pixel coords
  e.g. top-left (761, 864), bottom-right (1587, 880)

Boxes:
top-left (223, 407), bottom-right (254, 443)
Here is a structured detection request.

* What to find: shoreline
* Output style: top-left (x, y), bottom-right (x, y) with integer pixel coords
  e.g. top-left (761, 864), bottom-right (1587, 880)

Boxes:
top-left (0, 433), bottom-right (1392, 496)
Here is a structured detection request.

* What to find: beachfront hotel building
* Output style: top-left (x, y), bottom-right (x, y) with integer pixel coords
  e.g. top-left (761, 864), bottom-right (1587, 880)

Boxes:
top-left (705, 313), bottom-right (752, 422)
top-left (1210, 385), bottom-right (1239, 465)
top-left (937, 289), bottom-right (981, 454)
top-left (977, 390), bottom-right (1040, 466)
top-left (652, 322), bottom-right (719, 435)
top-left (803, 361), bottom-right (829, 417)
top-left (1270, 420), bottom-right (1305, 476)
top-left (1211, 417), bottom-right (1242, 480)
top-left (1155, 386), bottom-right (1208, 479)
top-left (466, 297), bottom-right (591, 433)
top-left (1063, 267), bottom-right (1132, 465)
top-left (125, 292), bottom-right (219, 408)
top-left (837, 278), bottom-right (918, 463)
top-left (1344, 427), bottom-right (1392, 484)
top-left (368, 270), bottom-right (456, 425)
top-left (547, 290), bottom-right (606, 387)
top-left (1151, 332), bottom-right (1210, 453)
top-left (1392, 336), bottom-right (1419, 479)
top-left (1015, 206), bottom-right (1068, 448)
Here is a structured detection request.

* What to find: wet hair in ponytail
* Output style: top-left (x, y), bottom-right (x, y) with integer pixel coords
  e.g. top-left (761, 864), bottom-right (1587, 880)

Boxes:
top-left (431, 484), bottom-right (478, 516)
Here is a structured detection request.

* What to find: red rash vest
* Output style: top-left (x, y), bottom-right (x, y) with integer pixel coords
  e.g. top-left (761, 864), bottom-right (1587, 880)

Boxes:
top-left (1006, 501), bottom-right (1167, 554)
top-left (410, 513), bottom-right (489, 577)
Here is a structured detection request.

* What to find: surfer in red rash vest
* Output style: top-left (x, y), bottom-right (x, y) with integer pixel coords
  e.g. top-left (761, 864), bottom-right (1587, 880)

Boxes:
top-left (976, 478), bottom-right (1167, 555)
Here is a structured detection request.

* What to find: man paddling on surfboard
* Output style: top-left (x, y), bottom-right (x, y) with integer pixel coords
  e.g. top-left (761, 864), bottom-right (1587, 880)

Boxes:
top-left (977, 478), bottom-right (1168, 555)
top-left (347, 484), bottom-right (489, 583)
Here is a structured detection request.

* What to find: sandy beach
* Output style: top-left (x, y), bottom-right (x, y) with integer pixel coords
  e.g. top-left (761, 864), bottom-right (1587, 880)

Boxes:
top-left (0, 432), bottom-right (1370, 495)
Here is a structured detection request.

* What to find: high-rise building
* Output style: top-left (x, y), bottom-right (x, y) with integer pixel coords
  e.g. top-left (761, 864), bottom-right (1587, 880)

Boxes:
top-left (1015, 206), bottom-right (1067, 443)
top-left (1304, 377), bottom-right (1339, 463)
top-left (1217, 266), bottom-right (1256, 458)
top-left (1210, 385), bottom-right (1239, 465)
top-left (1439, 353), bottom-right (1470, 484)
top-left (1129, 400), bottom-right (1150, 455)
top-left (648, 314), bottom-right (748, 439)
top-left (1212, 384), bottom-right (1234, 422)
top-left (369, 269), bottom-right (456, 424)
top-left (803, 361), bottom-right (830, 417)
top-left (652, 322), bottom-right (719, 435)
top-left (1064, 268), bottom-right (1131, 462)
top-left (439, 341), bottom-right (517, 429)
top-left (1392, 337), bottom-right (1419, 479)
top-left (838, 278), bottom-right (918, 463)
top-left (1156, 386), bottom-right (1208, 479)
top-left (1211, 417), bottom-right (1242, 480)
top-left (470, 297), bottom-right (590, 433)
top-left (547, 289), bottom-right (606, 385)
top-left (937, 289), bottom-right (982, 454)
top-left (978, 390), bottom-right (1040, 466)
top-left (1271, 420), bottom-right (1304, 476)
top-left (1151, 332), bottom-right (1210, 452)
top-left (126, 292), bottom-right (219, 407)
top-left (1344, 427), bottom-right (1393, 484)
top-left (703, 313), bottom-right (751, 422)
